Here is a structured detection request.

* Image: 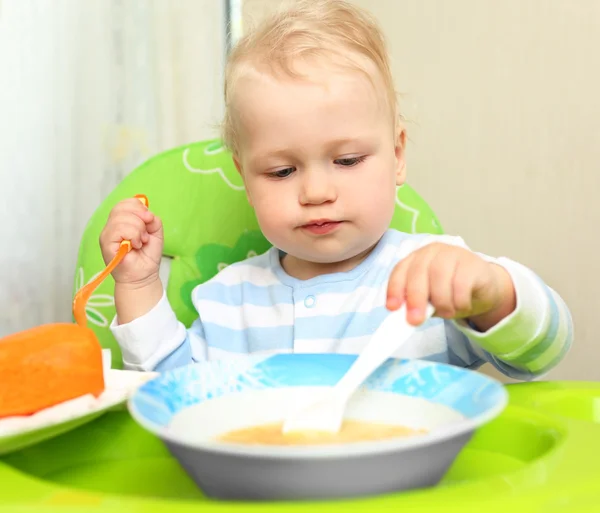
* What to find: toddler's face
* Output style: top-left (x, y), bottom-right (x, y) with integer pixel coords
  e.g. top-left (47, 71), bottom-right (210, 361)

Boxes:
top-left (233, 60), bottom-right (405, 276)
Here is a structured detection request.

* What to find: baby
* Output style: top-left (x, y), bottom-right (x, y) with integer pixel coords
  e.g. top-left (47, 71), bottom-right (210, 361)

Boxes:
top-left (100, 0), bottom-right (572, 379)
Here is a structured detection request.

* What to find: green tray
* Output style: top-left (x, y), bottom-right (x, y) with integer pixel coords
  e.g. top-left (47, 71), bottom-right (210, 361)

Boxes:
top-left (1, 381), bottom-right (600, 512)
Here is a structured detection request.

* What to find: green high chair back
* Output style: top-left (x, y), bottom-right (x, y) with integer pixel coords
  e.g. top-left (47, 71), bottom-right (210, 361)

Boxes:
top-left (73, 139), bottom-right (444, 369)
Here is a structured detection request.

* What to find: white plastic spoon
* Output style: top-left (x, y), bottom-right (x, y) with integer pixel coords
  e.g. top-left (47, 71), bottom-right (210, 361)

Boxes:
top-left (282, 303), bottom-right (435, 434)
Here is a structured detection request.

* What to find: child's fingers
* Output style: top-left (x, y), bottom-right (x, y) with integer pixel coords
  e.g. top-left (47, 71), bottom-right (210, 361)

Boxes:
top-left (404, 255), bottom-right (433, 325)
top-left (110, 197), bottom-right (148, 215)
top-left (105, 215), bottom-right (148, 249)
top-left (109, 212), bottom-right (147, 233)
top-left (137, 209), bottom-right (155, 224)
top-left (115, 222), bottom-right (147, 250)
top-left (144, 213), bottom-right (163, 236)
top-left (451, 260), bottom-right (476, 317)
top-left (428, 251), bottom-right (460, 318)
top-left (126, 208), bottom-right (160, 234)
top-left (109, 198), bottom-right (153, 224)
top-left (386, 255), bottom-right (412, 310)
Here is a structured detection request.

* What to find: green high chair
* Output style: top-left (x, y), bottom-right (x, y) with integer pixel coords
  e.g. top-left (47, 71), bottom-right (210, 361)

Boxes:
top-left (1, 139), bottom-right (599, 512)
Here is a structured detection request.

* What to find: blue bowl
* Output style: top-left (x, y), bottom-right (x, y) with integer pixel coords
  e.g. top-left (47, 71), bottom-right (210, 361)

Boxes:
top-left (128, 354), bottom-right (507, 501)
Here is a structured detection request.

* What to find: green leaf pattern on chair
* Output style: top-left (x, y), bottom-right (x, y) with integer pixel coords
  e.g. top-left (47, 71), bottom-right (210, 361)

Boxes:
top-left (180, 231), bottom-right (272, 313)
top-left (74, 139), bottom-right (443, 369)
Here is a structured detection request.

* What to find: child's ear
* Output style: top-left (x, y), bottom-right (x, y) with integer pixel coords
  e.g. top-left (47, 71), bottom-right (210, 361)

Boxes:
top-left (394, 127), bottom-right (407, 186)
top-left (233, 156), bottom-right (253, 206)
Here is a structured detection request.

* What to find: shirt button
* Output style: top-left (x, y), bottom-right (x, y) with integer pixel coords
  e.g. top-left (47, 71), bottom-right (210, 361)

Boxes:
top-left (304, 295), bottom-right (316, 308)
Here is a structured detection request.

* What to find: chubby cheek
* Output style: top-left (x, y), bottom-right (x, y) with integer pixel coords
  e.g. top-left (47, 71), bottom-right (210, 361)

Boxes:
top-left (247, 185), bottom-right (292, 244)
top-left (347, 168), bottom-right (397, 226)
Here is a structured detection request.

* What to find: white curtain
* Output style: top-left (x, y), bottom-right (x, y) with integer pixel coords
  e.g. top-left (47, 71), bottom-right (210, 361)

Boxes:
top-left (0, 0), bottom-right (226, 335)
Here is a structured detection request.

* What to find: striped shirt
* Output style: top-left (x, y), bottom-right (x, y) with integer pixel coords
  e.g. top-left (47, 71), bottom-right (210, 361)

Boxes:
top-left (111, 229), bottom-right (573, 380)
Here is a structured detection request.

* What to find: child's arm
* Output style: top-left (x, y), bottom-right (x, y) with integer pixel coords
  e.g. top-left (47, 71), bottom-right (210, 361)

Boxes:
top-left (99, 197), bottom-right (165, 323)
top-left (114, 279), bottom-right (164, 325)
top-left (99, 198), bottom-right (199, 370)
top-left (109, 252), bottom-right (274, 371)
top-left (387, 235), bottom-right (572, 379)
top-left (450, 258), bottom-right (573, 380)
top-left (110, 289), bottom-right (204, 371)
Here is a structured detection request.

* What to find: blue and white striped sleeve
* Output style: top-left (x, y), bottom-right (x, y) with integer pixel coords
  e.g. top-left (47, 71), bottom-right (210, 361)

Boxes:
top-left (110, 291), bottom-right (207, 372)
top-left (451, 258), bottom-right (573, 380)
top-left (402, 234), bottom-right (573, 380)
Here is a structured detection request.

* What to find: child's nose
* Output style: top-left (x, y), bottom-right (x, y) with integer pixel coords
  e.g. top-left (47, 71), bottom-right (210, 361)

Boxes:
top-left (299, 168), bottom-right (337, 205)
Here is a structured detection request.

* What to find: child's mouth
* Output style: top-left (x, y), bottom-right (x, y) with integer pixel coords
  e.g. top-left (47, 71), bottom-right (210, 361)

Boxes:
top-left (301, 220), bottom-right (343, 235)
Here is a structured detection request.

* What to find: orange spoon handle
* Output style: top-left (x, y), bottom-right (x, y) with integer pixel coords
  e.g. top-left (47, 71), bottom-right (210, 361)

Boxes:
top-left (73, 194), bottom-right (149, 328)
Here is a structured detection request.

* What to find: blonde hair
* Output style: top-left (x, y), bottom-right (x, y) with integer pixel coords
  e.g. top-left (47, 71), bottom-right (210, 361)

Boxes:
top-left (222, 0), bottom-right (398, 156)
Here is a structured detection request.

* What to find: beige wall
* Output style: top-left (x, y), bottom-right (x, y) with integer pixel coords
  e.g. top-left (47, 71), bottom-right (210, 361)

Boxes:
top-left (243, 0), bottom-right (600, 381)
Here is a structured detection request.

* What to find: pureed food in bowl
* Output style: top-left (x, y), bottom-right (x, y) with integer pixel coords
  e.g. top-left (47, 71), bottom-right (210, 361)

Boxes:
top-left (217, 420), bottom-right (426, 446)
top-left (129, 354), bottom-right (508, 500)
top-left (168, 387), bottom-right (438, 448)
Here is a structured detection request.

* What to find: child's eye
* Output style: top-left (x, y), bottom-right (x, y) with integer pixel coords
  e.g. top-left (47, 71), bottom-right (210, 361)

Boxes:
top-left (334, 156), bottom-right (367, 167)
top-left (268, 167), bottom-right (295, 179)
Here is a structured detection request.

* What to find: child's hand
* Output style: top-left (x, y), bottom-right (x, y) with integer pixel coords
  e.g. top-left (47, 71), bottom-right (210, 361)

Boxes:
top-left (386, 243), bottom-right (516, 329)
top-left (99, 198), bottom-right (164, 287)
